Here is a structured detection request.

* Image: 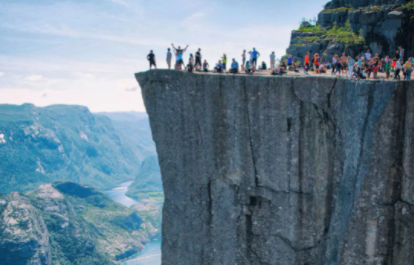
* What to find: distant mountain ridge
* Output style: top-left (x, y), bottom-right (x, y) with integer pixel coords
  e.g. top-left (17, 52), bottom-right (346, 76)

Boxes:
top-left (0, 104), bottom-right (155, 194)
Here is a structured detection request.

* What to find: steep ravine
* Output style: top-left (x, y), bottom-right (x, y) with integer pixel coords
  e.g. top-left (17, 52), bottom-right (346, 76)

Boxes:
top-left (136, 70), bottom-right (414, 265)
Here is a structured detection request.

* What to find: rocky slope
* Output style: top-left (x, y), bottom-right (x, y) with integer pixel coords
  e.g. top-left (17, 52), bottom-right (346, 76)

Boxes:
top-left (126, 156), bottom-right (163, 200)
top-left (0, 181), bottom-right (160, 264)
top-left (286, 0), bottom-right (414, 62)
top-left (0, 104), bottom-right (154, 194)
top-left (136, 70), bottom-right (414, 264)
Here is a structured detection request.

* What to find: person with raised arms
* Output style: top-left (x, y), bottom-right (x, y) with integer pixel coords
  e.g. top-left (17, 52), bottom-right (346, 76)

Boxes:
top-left (171, 43), bottom-right (189, 70)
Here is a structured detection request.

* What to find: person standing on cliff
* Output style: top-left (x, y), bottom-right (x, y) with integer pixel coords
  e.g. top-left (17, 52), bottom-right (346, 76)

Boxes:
top-left (147, 50), bottom-right (157, 69)
top-left (399, 46), bottom-right (404, 62)
top-left (195, 48), bottom-right (202, 70)
top-left (270, 51), bottom-right (276, 70)
top-left (166, 48), bottom-right (172, 69)
top-left (304, 52), bottom-right (310, 72)
top-left (251, 48), bottom-right (260, 69)
top-left (171, 43), bottom-right (189, 70)
top-left (384, 56), bottom-right (391, 80)
top-left (347, 56), bottom-right (355, 79)
top-left (242, 50), bottom-right (246, 70)
top-left (365, 50), bottom-right (371, 61)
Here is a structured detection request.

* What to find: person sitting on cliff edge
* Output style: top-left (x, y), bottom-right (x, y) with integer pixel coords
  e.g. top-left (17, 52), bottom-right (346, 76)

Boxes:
top-left (214, 60), bottom-right (223, 73)
top-left (202, 60), bottom-right (209, 72)
top-left (185, 60), bottom-right (194, 73)
top-left (229, 59), bottom-right (239, 74)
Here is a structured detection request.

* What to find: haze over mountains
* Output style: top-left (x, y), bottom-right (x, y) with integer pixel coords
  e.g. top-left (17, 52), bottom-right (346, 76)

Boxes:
top-left (0, 104), bottom-right (161, 194)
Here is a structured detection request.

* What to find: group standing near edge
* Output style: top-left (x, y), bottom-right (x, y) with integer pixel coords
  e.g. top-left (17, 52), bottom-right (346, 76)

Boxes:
top-left (146, 45), bottom-right (271, 75)
top-left (146, 45), bottom-right (413, 80)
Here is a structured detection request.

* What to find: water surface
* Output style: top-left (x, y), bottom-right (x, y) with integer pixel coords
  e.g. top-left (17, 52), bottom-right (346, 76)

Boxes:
top-left (104, 181), bottom-right (162, 265)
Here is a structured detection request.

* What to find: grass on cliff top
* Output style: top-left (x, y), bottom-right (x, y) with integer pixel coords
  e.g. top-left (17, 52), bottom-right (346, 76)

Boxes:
top-left (398, 0), bottom-right (414, 10)
top-left (322, 7), bottom-right (355, 13)
top-left (325, 21), bottom-right (365, 45)
top-left (293, 21), bottom-right (364, 45)
top-left (294, 24), bottom-right (326, 33)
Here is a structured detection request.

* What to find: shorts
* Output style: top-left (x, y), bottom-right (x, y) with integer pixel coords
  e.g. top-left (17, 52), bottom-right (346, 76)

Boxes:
top-left (195, 58), bottom-right (202, 66)
top-left (177, 59), bottom-right (183, 65)
top-left (252, 58), bottom-right (257, 65)
top-left (149, 60), bottom-right (156, 67)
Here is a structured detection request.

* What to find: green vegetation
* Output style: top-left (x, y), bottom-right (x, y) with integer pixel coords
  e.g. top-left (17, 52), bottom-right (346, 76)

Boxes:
top-left (402, 0), bottom-right (414, 10)
top-left (322, 7), bottom-right (349, 13)
top-left (296, 36), bottom-right (322, 43)
top-left (0, 104), bottom-right (156, 194)
top-left (294, 24), bottom-right (326, 33)
top-left (364, 5), bottom-right (381, 11)
top-left (126, 156), bottom-right (163, 201)
top-left (293, 21), bottom-right (365, 46)
top-left (3, 182), bottom-right (161, 264)
top-left (325, 21), bottom-right (365, 45)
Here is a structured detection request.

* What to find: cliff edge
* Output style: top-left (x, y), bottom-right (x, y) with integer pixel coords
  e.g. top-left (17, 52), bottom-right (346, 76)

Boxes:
top-left (136, 70), bottom-right (414, 265)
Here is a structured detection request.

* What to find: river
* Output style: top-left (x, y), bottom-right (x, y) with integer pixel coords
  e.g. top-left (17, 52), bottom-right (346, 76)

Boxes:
top-left (104, 181), bottom-right (162, 265)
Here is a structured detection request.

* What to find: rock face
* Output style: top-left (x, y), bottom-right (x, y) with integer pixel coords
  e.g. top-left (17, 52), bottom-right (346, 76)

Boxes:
top-left (286, 0), bottom-right (414, 63)
top-left (136, 70), bottom-right (414, 265)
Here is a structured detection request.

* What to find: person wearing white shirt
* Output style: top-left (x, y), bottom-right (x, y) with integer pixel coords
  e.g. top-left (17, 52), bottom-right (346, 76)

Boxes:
top-left (365, 50), bottom-right (371, 61)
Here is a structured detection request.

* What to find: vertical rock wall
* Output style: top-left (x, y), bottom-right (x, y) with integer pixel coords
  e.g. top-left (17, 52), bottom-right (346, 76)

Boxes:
top-left (136, 70), bottom-right (414, 265)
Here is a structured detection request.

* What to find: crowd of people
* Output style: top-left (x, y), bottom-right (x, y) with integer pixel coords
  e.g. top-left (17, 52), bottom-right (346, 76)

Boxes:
top-left (146, 45), bottom-right (413, 80)
top-left (290, 47), bottom-right (412, 80)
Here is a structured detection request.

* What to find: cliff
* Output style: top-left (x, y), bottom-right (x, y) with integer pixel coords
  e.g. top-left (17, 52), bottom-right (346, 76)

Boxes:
top-left (136, 70), bottom-right (414, 264)
top-left (286, 0), bottom-right (414, 63)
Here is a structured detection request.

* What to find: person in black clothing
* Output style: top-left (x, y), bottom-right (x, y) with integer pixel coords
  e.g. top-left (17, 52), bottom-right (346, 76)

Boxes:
top-left (186, 61), bottom-right (194, 73)
top-left (195, 48), bottom-right (202, 70)
top-left (147, 50), bottom-right (156, 69)
top-left (203, 60), bottom-right (209, 72)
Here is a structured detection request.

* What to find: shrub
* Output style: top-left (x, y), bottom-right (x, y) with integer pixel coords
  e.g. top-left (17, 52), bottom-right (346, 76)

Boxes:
top-left (322, 7), bottom-right (350, 13)
top-left (325, 21), bottom-right (365, 45)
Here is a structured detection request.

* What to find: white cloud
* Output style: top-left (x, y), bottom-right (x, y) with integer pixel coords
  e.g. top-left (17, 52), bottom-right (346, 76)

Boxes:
top-left (25, 75), bottom-right (43, 81)
top-left (0, 72), bottom-right (4, 77)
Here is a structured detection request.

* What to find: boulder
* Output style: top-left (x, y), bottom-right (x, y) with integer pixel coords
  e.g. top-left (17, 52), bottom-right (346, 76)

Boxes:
top-left (359, 10), bottom-right (383, 25)
top-left (388, 10), bottom-right (405, 19)
top-left (300, 21), bottom-right (313, 28)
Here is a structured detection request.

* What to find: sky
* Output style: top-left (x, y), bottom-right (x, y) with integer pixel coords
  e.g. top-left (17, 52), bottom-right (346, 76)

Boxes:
top-left (0, 0), bottom-right (327, 112)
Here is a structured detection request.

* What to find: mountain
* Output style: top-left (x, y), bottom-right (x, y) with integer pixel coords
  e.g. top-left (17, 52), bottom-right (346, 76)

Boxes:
top-left (95, 111), bottom-right (156, 161)
top-left (0, 181), bottom-right (162, 265)
top-left (286, 0), bottom-right (414, 63)
top-left (126, 156), bottom-right (163, 200)
top-left (0, 104), bottom-right (154, 194)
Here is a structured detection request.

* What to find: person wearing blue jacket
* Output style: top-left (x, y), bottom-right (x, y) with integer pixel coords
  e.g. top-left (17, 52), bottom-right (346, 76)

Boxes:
top-left (229, 59), bottom-right (239, 74)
